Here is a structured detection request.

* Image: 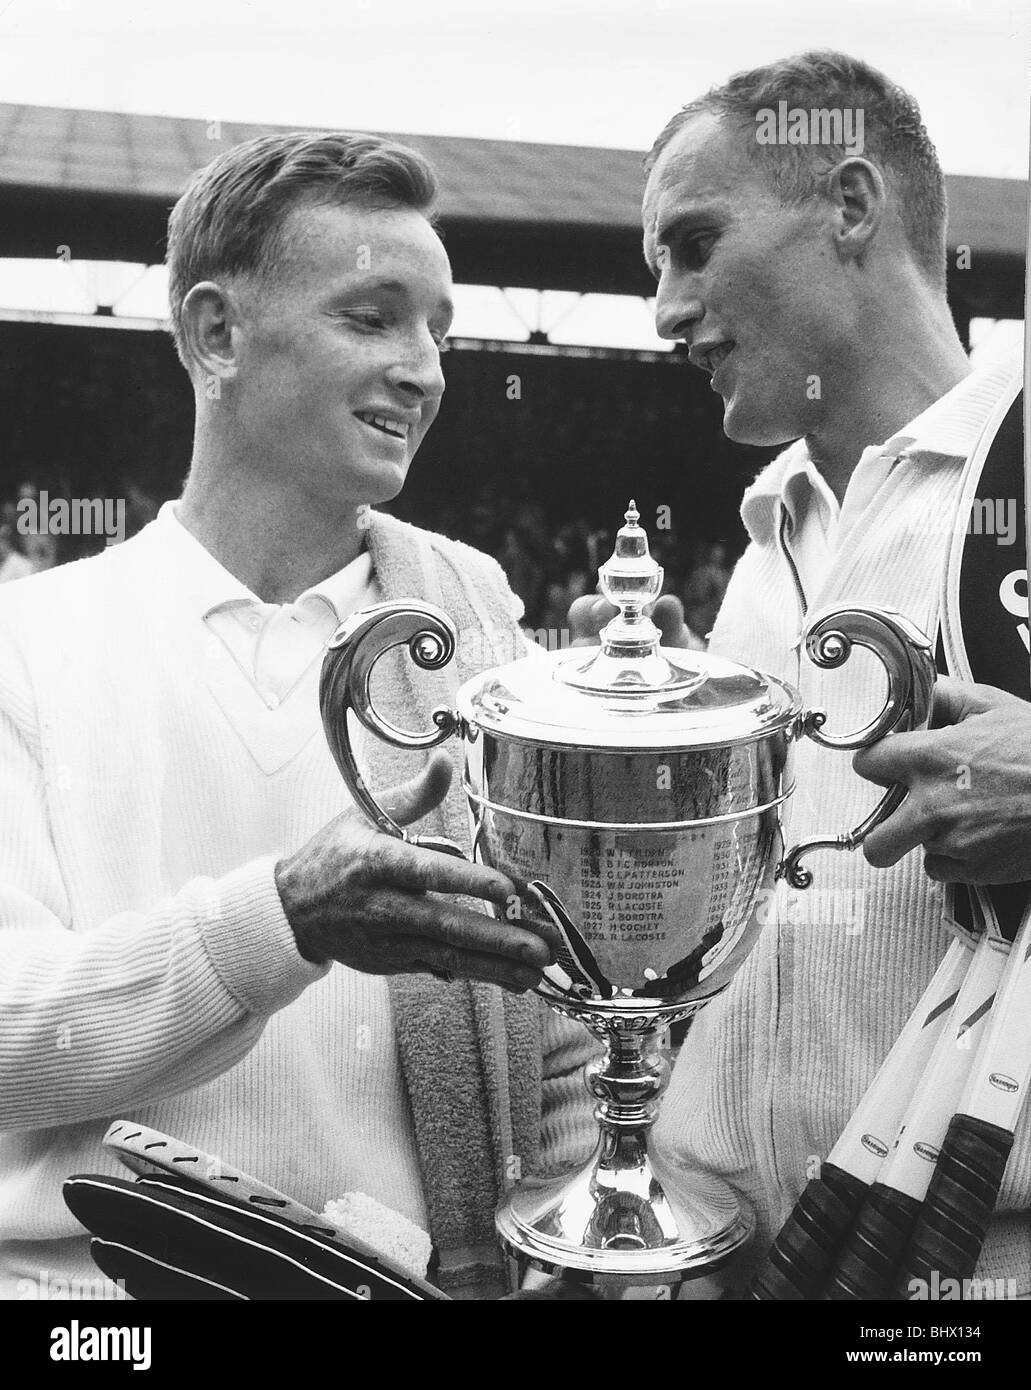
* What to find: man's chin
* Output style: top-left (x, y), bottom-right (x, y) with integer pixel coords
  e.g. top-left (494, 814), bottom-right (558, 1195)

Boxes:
top-left (722, 399), bottom-right (803, 449)
top-left (351, 457), bottom-right (411, 507)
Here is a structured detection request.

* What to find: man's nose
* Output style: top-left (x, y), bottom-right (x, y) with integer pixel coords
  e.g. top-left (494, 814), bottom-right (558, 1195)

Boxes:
top-left (654, 273), bottom-right (703, 343)
top-left (386, 330), bottom-right (446, 403)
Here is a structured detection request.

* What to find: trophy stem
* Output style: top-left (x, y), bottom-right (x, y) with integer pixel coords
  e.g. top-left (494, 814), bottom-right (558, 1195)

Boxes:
top-left (496, 1011), bottom-right (754, 1296)
top-left (586, 1019), bottom-right (669, 1136)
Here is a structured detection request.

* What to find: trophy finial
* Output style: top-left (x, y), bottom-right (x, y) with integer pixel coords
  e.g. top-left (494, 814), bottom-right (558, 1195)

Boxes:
top-left (598, 501), bottom-right (662, 612)
top-left (557, 501), bottom-right (705, 693)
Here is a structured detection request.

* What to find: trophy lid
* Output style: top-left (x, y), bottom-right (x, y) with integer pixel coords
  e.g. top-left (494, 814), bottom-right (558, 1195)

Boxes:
top-left (458, 502), bottom-right (800, 750)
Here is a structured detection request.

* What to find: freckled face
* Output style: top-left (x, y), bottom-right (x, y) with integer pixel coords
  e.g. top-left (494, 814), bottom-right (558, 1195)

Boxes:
top-left (643, 113), bottom-right (847, 446)
top-left (233, 202), bottom-right (453, 508)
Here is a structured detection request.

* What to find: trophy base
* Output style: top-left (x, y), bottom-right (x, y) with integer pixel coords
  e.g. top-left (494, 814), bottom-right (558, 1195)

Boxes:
top-left (496, 1144), bottom-right (753, 1300)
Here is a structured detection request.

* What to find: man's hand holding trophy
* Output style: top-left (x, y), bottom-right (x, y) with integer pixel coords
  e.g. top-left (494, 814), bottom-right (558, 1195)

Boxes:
top-left (322, 502), bottom-right (935, 1299)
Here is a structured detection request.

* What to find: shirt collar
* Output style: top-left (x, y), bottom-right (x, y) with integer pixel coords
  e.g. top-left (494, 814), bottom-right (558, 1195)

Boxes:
top-left (880, 354), bottom-right (1022, 458)
top-left (147, 501), bottom-right (373, 622)
top-left (779, 446), bottom-right (837, 536)
top-left (740, 353), bottom-right (1023, 545)
top-left (296, 550), bottom-right (374, 624)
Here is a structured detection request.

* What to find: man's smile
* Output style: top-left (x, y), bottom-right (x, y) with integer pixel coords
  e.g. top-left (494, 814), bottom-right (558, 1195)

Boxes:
top-left (354, 410), bottom-right (413, 440)
top-left (688, 341), bottom-right (735, 376)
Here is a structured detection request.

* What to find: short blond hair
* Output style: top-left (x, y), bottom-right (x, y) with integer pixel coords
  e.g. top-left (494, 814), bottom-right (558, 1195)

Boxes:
top-left (166, 131), bottom-right (438, 366)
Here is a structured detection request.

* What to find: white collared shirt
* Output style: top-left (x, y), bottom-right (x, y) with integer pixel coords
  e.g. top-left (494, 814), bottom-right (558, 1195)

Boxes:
top-left (155, 502), bottom-right (377, 712)
top-left (205, 563), bottom-right (375, 712)
top-left (754, 361), bottom-right (1018, 603)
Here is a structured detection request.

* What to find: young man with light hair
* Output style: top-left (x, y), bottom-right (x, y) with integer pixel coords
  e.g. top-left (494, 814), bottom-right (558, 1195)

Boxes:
top-left (0, 131), bottom-right (594, 1300)
top-left (633, 51), bottom-right (1028, 1294)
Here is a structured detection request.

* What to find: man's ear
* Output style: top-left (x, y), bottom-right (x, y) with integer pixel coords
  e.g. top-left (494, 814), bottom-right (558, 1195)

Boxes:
top-left (180, 281), bottom-right (242, 386)
top-left (825, 157), bottom-right (886, 264)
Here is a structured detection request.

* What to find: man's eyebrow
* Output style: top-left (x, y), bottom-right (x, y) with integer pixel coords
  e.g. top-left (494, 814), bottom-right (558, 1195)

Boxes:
top-left (653, 208), bottom-right (718, 250)
top-left (329, 277), bottom-right (454, 320)
top-left (643, 205), bottom-right (724, 278)
top-left (328, 276), bottom-right (400, 297)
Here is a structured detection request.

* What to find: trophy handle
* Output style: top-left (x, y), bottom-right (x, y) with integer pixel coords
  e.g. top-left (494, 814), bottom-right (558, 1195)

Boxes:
top-left (778, 606), bottom-right (936, 890)
top-left (319, 601), bottom-right (466, 856)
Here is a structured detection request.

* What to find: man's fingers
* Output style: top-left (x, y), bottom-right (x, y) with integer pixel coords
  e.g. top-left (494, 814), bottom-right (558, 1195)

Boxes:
top-left (376, 893), bottom-right (554, 969)
top-left (851, 739), bottom-right (903, 788)
top-left (567, 594), bottom-right (695, 650)
top-left (566, 593), bottom-right (600, 632)
top-left (567, 595), bottom-right (616, 647)
top-left (651, 595), bottom-right (694, 649)
top-left (381, 751), bottom-right (453, 827)
top-left (368, 833), bottom-right (516, 908)
top-left (401, 940), bottom-right (545, 993)
top-left (860, 796), bottom-right (930, 869)
top-left (852, 730), bottom-right (941, 788)
top-left (928, 675), bottom-right (1002, 729)
top-left (923, 852), bottom-right (968, 883)
top-left (515, 904), bottom-right (565, 958)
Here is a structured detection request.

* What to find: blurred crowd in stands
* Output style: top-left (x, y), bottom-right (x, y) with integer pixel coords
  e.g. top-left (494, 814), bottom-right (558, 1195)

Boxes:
top-left (415, 495), bottom-right (732, 645)
top-left (1, 481), bottom-right (731, 647)
top-left (0, 481), bottom-right (160, 583)
top-left (2, 327), bottom-right (757, 645)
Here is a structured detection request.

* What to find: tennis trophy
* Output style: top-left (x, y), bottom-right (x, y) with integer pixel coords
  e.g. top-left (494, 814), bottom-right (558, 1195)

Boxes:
top-left (319, 502), bottom-right (935, 1297)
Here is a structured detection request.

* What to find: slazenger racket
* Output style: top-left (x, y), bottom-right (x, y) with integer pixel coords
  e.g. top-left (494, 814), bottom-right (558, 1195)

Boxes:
top-left (103, 1119), bottom-right (335, 1225)
top-left (100, 1119), bottom-right (446, 1299)
top-left (747, 936), bottom-right (971, 1299)
top-left (823, 929), bottom-right (1008, 1299)
top-left (65, 1171), bottom-right (444, 1301)
top-left (894, 898), bottom-right (1031, 1296)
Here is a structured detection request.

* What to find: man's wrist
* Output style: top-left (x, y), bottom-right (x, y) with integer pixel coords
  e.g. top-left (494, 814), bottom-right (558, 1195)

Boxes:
top-left (273, 857), bottom-right (326, 965)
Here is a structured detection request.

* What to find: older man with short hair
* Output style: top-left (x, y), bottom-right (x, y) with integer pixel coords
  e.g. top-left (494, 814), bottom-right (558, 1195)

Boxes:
top-left (633, 51), bottom-right (1028, 1294)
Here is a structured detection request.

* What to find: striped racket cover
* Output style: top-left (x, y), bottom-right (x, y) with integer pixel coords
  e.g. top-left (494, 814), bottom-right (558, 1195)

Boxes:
top-left (822, 931), bottom-right (1008, 1299)
top-left (93, 1119), bottom-right (447, 1299)
top-left (747, 938), bottom-right (970, 1299)
top-left (894, 902), bottom-right (1031, 1295)
top-left (910, 371), bottom-right (1031, 1287)
top-left (64, 1171), bottom-right (448, 1301)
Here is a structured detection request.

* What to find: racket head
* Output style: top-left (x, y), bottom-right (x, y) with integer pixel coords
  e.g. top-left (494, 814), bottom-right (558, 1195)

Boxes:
top-left (100, 1120), bottom-right (444, 1297)
top-left (65, 1172), bottom-right (443, 1300)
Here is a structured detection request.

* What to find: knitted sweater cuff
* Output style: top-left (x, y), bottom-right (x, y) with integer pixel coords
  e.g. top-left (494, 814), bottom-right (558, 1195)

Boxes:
top-left (201, 856), bottom-right (330, 1015)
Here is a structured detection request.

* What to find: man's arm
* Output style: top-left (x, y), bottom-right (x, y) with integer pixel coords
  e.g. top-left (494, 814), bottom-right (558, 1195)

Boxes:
top-left (0, 697), bottom-right (552, 1132)
top-left (0, 687), bottom-right (323, 1131)
top-left (853, 676), bottom-right (1031, 883)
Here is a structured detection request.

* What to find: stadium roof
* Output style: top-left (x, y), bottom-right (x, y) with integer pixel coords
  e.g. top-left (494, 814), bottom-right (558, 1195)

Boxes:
top-left (0, 101), bottom-right (1026, 315)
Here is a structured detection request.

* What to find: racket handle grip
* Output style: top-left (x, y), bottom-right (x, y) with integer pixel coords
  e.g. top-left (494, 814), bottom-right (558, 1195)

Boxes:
top-left (893, 1113), bottom-right (1013, 1297)
top-left (748, 1164), bottom-right (867, 1300)
top-left (823, 1182), bottom-right (920, 1300)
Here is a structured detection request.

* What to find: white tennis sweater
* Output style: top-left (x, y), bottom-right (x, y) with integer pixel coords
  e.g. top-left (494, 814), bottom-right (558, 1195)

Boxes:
top-left (0, 504), bottom-right (594, 1299)
top-left (653, 355), bottom-right (1031, 1292)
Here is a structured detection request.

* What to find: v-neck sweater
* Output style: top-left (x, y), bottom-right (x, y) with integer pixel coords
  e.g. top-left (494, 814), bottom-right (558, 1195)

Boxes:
top-left (0, 508), bottom-right (596, 1298)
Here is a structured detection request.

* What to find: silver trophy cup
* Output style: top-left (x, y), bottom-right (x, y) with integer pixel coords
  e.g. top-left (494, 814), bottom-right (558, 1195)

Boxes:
top-left (319, 503), bottom-right (935, 1297)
